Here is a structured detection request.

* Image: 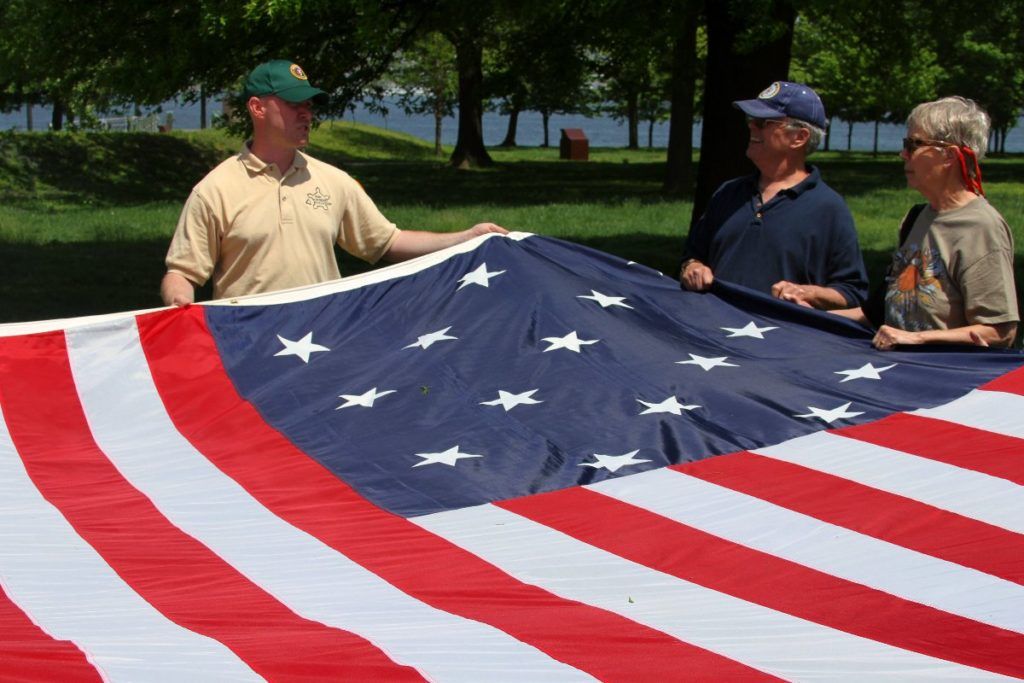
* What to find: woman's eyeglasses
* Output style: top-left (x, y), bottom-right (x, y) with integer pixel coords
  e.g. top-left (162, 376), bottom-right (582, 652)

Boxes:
top-left (902, 137), bottom-right (985, 195)
top-left (902, 137), bottom-right (950, 153)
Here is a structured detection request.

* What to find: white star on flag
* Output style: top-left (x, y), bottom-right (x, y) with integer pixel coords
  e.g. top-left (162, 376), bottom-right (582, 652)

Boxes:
top-left (675, 353), bottom-right (738, 371)
top-left (579, 450), bottom-right (651, 473)
top-left (542, 331), bottom-right (599, 353)
top-left (481, 389), bottom-right (543, 411)
top-left (404, 326), bottom-right (458, 350)
top-left (637, 396), bottom-right (700, 415)
top-left (458, 263), bottom-right (506, 290)
top-left (722, 322), bottom-right (779, 339)
top-left (274, 332), bottom-right (329, 363)
top-left (577, 290), bottom-right (633, 309)
top-left (835, 362), bottom-right (897, 383)
top-left (413, 445), bottom-right (484, 468)
top-left (336, 387), bottom-right (396, 410)
top-left (795, 401), bottom-right (865, 424)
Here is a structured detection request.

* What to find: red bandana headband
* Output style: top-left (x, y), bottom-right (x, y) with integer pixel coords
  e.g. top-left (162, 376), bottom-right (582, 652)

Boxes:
top-left (951, 145), bottom-right (984, 196)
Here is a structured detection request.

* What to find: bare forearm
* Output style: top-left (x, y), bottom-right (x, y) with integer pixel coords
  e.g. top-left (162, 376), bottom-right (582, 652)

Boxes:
top-left (798, 285), bottom-right (850, 310)
top-left (161, 272), bottom-right (195, 306)
top-left (830, 306), bottom-right (869, 325)
top-left (771, 280), bottom-right (849, 310)
top-left (910, 323), bottom-right (1016, 347)
top-left (873, 322), bottom-right (1017, 350)
top-left (383, 231), bottom-right (467, 262)
top-left (383, 223), bottom-right (507, 263)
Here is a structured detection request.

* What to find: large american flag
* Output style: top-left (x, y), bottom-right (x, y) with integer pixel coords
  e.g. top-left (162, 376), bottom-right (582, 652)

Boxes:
top-left (1, 233), bottom-right (1022, 681)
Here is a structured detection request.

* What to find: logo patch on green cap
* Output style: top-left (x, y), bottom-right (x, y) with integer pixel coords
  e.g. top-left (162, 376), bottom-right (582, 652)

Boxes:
top-left (243, 59), bottom-right (328, 104)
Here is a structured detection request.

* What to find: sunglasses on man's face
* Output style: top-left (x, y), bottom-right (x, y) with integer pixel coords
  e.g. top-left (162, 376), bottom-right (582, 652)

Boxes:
top-left (746, 116), bottom-right (787, 129)
top-left (902, 137), bottom-right (950, 153)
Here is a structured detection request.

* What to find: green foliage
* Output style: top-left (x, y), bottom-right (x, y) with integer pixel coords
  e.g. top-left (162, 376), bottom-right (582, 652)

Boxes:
top-left (589, 1), bottom-right (680, 147)
top-left (491, 4), bottom-right (596, 120)
top-left (791, 1), bottom-right (943, 128)
top-left (378, 32), bottom-right (458, 154)
top-left (385, 33), bottom-right (458, 120)
top-left (928, 1), bottom-right (1024, 147)
top-left (791, 0), bottom-right (1024, 156)
top-left (0, 129), bottom-right (236, 205)
top-left (0, 0), bottom-right (429, 132)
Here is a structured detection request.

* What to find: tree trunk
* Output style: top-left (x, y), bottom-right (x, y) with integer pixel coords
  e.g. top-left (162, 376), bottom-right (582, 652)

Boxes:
top-left (25, 101), bottom-right (33, 131)
top-left (824, 116), bottom-right (831, 151)
top-left (448, 34), bottom-right (492, 168)
top-left (51, 100), bottom-right (64, 131)
top-left (847, 121), bottom-right (853, 151)
top-left (500, 107), bottom-right (519, 147)
top-left (692, 0), bottom-right (795, 224)
top-left (663, 0), bottom-right (699, 195)
top-left (200, 85), bottom-right (207, 130)
top-left (434, 108), bottom-right (444, 157)
top-left (872, 120), bottom-right (879, 157)
top-left (648, 119), bottom-right (654, 148)
top-left (542, 111), bottom-right (551, 147)
top-left (627, 91), bottom-right (639, 149)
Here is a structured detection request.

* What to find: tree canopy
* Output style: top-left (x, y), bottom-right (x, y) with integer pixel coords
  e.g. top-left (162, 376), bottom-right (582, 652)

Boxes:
top-left (2, 0), bottom-right (1023, 196)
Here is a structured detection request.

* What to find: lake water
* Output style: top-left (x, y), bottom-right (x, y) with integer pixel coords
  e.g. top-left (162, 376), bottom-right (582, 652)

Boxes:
top-left (4, 98), bottom-right (1024, 154)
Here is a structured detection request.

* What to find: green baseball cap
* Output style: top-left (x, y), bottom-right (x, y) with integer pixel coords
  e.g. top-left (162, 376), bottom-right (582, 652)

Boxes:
top-left (242, 60), bottom-right (328, 104)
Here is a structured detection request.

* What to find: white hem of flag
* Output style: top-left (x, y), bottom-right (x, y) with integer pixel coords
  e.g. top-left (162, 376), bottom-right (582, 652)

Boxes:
top-left (0, 231), bottom-right (532, 338)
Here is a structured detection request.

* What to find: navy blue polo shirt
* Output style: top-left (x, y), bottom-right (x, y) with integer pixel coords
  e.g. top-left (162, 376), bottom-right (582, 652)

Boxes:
top-left (682, 166), bottom-right (868, 306)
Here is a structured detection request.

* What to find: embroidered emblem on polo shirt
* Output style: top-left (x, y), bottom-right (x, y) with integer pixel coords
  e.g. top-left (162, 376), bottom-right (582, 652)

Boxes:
top-left (306, 187), bottom-right (331, 210)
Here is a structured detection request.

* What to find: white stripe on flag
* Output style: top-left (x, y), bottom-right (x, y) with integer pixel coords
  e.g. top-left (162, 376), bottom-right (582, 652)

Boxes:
top-left (590, 467), bottom-right (1024, 634)
top-left (753, 430), bottom-right (1024, 534)
top-left (412, 504), bottom-right (1012, 680)
top-left (914, 388), bottom-right (1024, 439)
top-left (65, 319), bottom-right (592, 683)
top-left (0, 403), bottom-right (262, 682)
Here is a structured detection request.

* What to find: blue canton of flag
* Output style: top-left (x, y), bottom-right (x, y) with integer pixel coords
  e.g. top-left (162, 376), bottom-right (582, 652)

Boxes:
top-left (207, 234), bottom-right (1023, 517)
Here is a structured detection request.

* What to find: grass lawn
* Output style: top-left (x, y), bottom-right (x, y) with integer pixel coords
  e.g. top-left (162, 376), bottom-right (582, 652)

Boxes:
top-left (2, 122), bottom-right (1023, 327)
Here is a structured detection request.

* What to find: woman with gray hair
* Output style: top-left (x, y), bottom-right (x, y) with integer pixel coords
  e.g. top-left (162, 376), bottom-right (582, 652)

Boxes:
top-left (837, 96), bottom-right (1019, 349)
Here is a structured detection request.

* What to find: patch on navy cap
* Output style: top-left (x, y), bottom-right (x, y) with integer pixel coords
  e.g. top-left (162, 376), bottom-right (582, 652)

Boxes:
top-left (758, 82), bottom-right (781, 99)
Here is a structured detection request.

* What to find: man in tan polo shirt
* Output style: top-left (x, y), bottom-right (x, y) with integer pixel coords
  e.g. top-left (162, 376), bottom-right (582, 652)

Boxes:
top-left (161, 60), bottom-right (506, 305)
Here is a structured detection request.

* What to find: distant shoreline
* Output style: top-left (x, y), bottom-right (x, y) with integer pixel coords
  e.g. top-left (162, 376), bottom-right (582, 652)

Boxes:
top-left (5, 100), bottom-right (1024, 153)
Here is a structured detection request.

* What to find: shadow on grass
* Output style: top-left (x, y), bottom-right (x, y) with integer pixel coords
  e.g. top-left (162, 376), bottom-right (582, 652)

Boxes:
top-left (0, 132), bottom-right (230, 206)
top-left (6, 129), bottom-right (1024, 212)
top-left (0, 240), bottom-right (202, 323)
top-left (309, 123), bottom-right (440, 163)
top-left (341, 160), bottom-right (672, 207)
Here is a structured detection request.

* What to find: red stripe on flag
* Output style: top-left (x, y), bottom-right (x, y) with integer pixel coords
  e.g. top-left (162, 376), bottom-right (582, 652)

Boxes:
top-left (0, 331), bottom-right (422, 683)
top-left (981, 364), bottom-right (1024, 395)
top-left (135, 306), bottom-right (776, 681)
top-left (836, 413), bottom-right (1024, 486)
top-left (0, 584), bottom-right (101, 683)
top-left (679, 451), bottom-right (1024, 584)
top-left (498, 485), bottom-right (1024, 678)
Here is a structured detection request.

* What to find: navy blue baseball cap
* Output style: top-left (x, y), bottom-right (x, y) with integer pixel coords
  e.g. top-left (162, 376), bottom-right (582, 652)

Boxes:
top-left (733, 81), bottom-right (827, 129)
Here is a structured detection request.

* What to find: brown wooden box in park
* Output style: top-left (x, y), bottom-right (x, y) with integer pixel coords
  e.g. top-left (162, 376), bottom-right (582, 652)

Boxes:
top-left (559, 128), bottom-right (589, 161)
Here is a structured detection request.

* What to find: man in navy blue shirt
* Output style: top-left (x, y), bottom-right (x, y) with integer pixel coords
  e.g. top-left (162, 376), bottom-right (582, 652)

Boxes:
top-left (680, 82), bottom-right (868, 309)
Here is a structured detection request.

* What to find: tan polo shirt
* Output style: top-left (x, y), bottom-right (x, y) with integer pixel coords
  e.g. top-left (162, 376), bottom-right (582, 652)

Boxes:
top-left (166, 145), bottom-right (399, 299)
